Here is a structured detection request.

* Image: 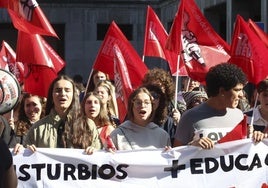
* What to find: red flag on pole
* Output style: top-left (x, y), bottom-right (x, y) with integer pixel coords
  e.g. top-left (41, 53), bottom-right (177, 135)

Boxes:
top-left (143, 6), bottom-right (185, 75)
top-left (6, 0), bottom-right (58, 38)
top-left (93, 21), bottom-right (148, 89)
top-left (113, 44), bottom-right (133, 122)
top-left (218, 115), bottom-right (248, 144)
top-left (0, 41), bottom-right (13, 70)
top-left (0, 41), bottom-right (24, 84)
top-left (166, 0), bottom-right (230, 83)
top-left (248, 19), bottom-right (268, 48)
top-left (165, 0), bottom-right (184, 54)
top-left (229, 15), bottom-right (268, 85)
top-left (16, 31), bottom-right (65, 97)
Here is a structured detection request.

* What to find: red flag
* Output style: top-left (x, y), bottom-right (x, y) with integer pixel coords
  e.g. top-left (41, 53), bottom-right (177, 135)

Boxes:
top-left (248, 19), bottom-right (268, 48)
top-left (143, 6), bottom-right (183, 75)
top-left (0, 41), bottom-right (24, 83)
top-left (171, 56), bottom-right (188, 76)
top-left (165, 0), bottom-right (184, 54)
top-left (218, 115), bottom-right (247, 144)
top-left (93, 21), bottom-right (148, 89)
top-left (113, 44), bottom-right (133, 122)
top-left (0, 0), bottom-right (7, 7)
top-left (41, 39), bottom-right (65, 73)
top-left (166, 0), bottom-right (230, 83)
top-left (7, 0), bottom-right (58, 38)
top-left (16, 31), bottom-right (65, 97)
top-left (229, 15), bottom-right (268, 85)
top-left (0, 41), bottom-right (12, 70)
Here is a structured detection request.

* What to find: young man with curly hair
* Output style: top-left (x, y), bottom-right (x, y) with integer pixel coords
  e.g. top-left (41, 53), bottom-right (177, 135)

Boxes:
top-left (174, 63), bottom-right (265, 149)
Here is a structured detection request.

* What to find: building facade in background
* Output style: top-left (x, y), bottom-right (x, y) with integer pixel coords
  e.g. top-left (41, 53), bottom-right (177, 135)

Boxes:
top-left (0, 0), bottom-right (266, 82)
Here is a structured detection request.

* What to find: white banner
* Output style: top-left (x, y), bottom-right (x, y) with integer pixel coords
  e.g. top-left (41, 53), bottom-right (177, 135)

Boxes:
top-left (13, 139), bottom-right (268, 188)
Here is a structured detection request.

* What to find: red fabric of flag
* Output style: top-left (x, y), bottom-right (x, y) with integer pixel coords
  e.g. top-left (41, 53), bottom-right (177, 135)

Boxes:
top-left (0, 41), bottom-right (13, 70)
top-left (248, 19), bottom-right (268, 48)
top-left (218, 115), bottom-right (247, 144)
top-left (16, 31), bottom-right (65, 97)
top-left (113, 44), bottom-right (133, 122)
top-left (165, 0), bottom-right (184, 54)
top-left (229, 15), bottom-right (268, 85)
top-left (171, 57), bottom-right (188, 76)
top-left (0, 40), bottom-right (24, 84)
top-left (166, 0), bottom-right (230, 83)
top-left (93, 21), bottom-right (148, 89)
top-left (144, 6), bottom-right (181, 75)
top-left (7, 0), bottom-right (58, 38)
top-left (0, 0), bottom-right (7, 7)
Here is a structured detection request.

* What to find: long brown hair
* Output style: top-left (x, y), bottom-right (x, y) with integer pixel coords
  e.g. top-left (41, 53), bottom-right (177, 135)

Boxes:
top-left (45, 75), bottom-right (80, 121)
top-left (63, 116), bottom-right (96, 149)
top-left (87, 70), bottom-right (110, 92)
top-left (82, 92), bottom-right (114, 128)
top-left (94, 80), bottom-right (119, 118)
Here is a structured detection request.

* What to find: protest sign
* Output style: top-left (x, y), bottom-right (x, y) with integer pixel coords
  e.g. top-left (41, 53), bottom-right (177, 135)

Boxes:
top-left (13, 139), bottom-right (268, 188)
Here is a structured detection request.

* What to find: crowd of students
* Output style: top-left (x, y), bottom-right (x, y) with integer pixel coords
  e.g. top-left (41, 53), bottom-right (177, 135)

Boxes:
top-left (1, 62), bottom-right (268, 187)
top-left (2, 63), bottom-right (268, 151)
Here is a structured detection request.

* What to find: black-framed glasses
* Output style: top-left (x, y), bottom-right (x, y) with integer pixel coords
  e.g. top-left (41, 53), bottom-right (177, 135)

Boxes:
top-left (133, 100), bottom-right (151, 107)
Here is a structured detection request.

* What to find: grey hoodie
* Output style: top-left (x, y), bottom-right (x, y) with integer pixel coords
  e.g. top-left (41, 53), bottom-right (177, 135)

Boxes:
top-left (110, 120), bottom-right (171, 150)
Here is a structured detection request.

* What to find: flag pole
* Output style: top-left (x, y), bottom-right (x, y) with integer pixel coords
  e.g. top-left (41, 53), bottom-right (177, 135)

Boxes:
top-left (84, 69), bottom-right (93, 97)
top-left (186, 77), bottom-right (190, 91)
top-left (10, 110), bottom-right (13, 120)
top-left (10, 61), bottom-right (15, 119)
top-left (174, 55), bottom-right (180, 109)
top-left (248, 92), bottom-right (258, 138)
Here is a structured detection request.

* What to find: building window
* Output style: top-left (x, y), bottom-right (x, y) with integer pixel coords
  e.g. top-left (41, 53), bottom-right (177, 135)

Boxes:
top-left (0, 23), bottom-right (18, 50)
top-left (0, 23), bottom-right (66, 73)
top-left (167, 21), bottom-right (173, 33)
top-left (97, 23), bottom-right (133, 40)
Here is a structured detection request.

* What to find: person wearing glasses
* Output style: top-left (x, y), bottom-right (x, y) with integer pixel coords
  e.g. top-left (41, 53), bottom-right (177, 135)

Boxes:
top-left (144, 84), bottom-right (178, 146)
top-left (142, 68), bottom-right (182, 146)
top-left (110, 87), bottom-right (171, 150)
